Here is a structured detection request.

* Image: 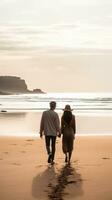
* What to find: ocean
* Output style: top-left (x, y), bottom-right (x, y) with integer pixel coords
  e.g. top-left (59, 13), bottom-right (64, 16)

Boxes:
top-left (0, 93), bottom-right (112, 136)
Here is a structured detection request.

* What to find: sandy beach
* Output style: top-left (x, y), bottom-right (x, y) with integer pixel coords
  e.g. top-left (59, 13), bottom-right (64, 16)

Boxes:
top-left (0, 135), bottom-right (112, 200)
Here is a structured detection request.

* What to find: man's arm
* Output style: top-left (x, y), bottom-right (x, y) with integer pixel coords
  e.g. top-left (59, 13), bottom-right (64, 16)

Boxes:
top-left (55, 114), bottom-right (61, 137)
top-left (72, 115), bottom-right (76, 134)
top-left (39, 112), bottom-right (44, 138)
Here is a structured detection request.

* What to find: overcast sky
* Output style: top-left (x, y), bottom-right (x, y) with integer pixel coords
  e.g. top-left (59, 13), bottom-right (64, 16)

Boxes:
top-left (0, 0), bottom-right (112, 92)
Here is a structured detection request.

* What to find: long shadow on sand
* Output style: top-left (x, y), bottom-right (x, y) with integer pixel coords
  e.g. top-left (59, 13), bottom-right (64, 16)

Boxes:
top-left (32, 165), bottom-right (57, 199)
top-left (32, 164), bottom-right (83, 200)
top-left (48, 164), bottom-right (84, 200)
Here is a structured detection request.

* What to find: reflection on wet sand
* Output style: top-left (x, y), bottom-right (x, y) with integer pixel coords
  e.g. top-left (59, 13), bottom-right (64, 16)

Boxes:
top-left (32, 164), bottom-right (83, 200)
top-left (0, 112), bottom-right (27, 118)
top-left (0, 112), bottom-right (33, 135)
top-left (48, 164), bottom-right (83, 200)
top-left (32, 166), bottom-right (57, 199)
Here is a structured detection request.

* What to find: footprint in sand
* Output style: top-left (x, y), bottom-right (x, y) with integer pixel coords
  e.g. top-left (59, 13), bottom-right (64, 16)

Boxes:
top-left (26, 139), bottom-right (34, 142)
top-left (12, 163), bottom-right (21, 166)
top-left (102, 157), bottom-right (110, 160)
top-left (20, 151), bottom-right (26, 153)
top-left (35, 165), bottom-right (43, 168)
top-left (3, 152), bottom-right (9, 154)
top-left (73, 160), bottom-right (78, 163)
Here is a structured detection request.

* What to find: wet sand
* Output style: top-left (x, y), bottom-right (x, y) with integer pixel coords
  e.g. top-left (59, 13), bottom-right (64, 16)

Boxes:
top-left (0, 136), bottom-right (112, 200)
top-left (1, 112), bottom-right (112, 136)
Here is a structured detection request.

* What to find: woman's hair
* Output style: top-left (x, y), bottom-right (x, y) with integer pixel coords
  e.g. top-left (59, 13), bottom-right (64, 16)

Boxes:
top-left (62, 111), bottom-right (72, 125)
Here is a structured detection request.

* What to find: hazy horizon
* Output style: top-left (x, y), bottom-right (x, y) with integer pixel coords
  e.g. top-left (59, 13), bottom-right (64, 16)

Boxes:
top-left (0, 0), bottom-right (112, 92)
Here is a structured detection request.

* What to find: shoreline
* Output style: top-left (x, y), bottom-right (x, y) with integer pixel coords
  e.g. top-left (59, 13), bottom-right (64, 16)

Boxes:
top-left (0, 133), bottom-right (112, 138)
top-left (0, 112), bottom-right (112, 135)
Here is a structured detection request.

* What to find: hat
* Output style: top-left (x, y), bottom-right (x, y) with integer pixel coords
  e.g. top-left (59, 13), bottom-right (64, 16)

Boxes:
top-left (62, 104), bottom-right (73, 111)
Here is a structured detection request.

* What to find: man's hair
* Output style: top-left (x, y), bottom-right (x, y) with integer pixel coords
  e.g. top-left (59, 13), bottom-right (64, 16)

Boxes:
top-left (50, 101), bottom-right (56, 109)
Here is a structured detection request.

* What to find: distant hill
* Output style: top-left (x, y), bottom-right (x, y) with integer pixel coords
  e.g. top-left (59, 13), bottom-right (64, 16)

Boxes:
top-left (0, 76), bottom-right (45, 94)
top-left (0, 91), bottom-right (10, 95)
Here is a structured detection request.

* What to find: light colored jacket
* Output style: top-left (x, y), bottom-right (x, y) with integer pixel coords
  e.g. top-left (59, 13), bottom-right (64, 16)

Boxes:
top-left (40, 109), bottom-right (60, 136)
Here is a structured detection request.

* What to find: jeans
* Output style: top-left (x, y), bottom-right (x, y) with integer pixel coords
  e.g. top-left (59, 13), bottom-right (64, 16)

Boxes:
top-left (45, 136), bottom-right (56, 161)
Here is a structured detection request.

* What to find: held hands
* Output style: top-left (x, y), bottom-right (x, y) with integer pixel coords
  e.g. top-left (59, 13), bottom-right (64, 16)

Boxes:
top-left (57, 132), bottom-right (61, 138)
top-left (73, 134), bottom-right (75, 140)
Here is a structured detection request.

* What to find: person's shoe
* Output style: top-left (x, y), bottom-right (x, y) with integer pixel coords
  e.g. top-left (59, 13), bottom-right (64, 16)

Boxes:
top-left (65, 155), bottom-right (68, 163)
top-left (48, 154), bottom-right (52, 163)
top-left (51, 161), bottom-right (55, 165)
top-left (68, 160), bottom-right (71, 165)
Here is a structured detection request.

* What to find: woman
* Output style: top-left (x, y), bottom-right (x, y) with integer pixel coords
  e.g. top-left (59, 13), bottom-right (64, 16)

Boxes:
top-left (61, 105), bottom-right (76, 164)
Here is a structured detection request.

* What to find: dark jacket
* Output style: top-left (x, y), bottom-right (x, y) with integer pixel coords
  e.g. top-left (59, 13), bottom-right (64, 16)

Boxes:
top-left (61, 114), bottom-right (76, 134)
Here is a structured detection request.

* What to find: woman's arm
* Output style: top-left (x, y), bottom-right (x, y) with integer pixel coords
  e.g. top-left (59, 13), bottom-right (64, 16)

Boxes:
top-left (71, 115), bottom-right (76, 134)
top-left (61, 117), bottom-right (65, 134)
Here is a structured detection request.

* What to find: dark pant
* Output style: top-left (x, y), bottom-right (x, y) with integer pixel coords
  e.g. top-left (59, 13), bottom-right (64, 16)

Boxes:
top-left (45, 136), bottom-right (56, 161)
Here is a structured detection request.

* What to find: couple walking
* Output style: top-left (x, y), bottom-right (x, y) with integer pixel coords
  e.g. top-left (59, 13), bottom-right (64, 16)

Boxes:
top-left (40, 101), bottom-right (76, 165)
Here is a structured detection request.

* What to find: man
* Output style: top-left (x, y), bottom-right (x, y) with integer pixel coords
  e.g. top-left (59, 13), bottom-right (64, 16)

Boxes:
top-left (40, 101), bottom-right (61, 164)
